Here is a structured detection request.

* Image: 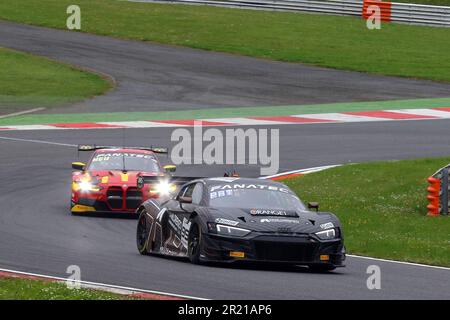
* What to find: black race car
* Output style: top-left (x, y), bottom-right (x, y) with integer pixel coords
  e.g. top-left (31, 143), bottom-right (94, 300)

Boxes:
top-left (136, 176), bottom-right (345, 271)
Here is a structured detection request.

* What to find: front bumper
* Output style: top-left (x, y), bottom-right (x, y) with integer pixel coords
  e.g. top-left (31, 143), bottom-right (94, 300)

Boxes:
top-left (200, 232), bottom-right (345, 267)
top-left (71, 197), bottom-right (138, 214)
top-left (71, 185), bottom-right (150, 214)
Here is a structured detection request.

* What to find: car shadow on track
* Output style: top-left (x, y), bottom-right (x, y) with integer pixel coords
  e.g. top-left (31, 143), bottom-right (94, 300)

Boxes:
top-left (70, 212), bottom-right (139, 220)
top-left (206, 261), bottom-right (346, 275)
top-left (145, 253), bottom-right (345, 275)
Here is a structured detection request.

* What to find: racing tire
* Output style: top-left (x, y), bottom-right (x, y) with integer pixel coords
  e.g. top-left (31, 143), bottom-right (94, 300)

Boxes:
top-left (136, 210), bottom-right (150, 255)
top-left (188, 221), bottom-right (203, 264)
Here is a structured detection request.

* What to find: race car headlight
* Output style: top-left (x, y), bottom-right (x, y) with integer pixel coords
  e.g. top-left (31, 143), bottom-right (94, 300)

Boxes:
top-left (215, 224), bottom-right (251, 237)
top-left (77, 181), bottom-right (101, 192)
top-left (149, 180), bottom-right (177, 196)
top-left (315, 228), bottom-right (336, 240)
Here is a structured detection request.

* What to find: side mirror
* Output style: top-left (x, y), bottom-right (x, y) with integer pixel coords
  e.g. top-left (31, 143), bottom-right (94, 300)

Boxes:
top-left (72, 162), bottom-right (86, 171)
top-left (163, 165), bottom-right (177, 173)
top-left (308, 202), bottom-right (319, 212)
top-left (179, 196), bottom-right (192, 204)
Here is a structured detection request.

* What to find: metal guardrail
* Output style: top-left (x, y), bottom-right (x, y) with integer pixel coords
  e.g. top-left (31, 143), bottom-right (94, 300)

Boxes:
top-left (131, 0), bottom-right (450, 27)
top-left (391, 2), bottom-right (450, 26)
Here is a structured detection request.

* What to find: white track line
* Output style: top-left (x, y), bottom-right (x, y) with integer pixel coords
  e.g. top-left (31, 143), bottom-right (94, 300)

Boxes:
top-left (0, 136), bottom-right (77, 147)
top-left (261, 164), bottom-right (341, 179)
top-left (348, 255), bottom-right (450, 271)
top-left (0, 267), bottom-right (208, 300)
top-left (0, 108), bottom-right (46, 119)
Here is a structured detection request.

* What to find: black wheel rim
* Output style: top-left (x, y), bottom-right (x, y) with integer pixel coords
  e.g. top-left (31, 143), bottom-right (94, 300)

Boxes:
top-left (137, 214), bottom-right (148, 250)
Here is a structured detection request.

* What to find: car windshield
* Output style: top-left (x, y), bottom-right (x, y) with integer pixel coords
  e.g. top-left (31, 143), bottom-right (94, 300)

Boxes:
top-left (208, 185), bottom-right (306, 211)
top-left (88, 152), bottom-right (161, 172)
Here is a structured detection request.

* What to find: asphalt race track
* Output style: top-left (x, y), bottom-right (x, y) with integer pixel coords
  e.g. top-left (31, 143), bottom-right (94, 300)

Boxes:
top-left (0, 20), bottom-right (450, 299)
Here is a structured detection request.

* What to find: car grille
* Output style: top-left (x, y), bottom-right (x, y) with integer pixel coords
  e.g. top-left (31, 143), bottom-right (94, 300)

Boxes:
top-left (126, 188), bottom-right (142, 209)
top-left (107, 188), bottom-right (123, 209)
top-left (254, 239), bottom-right (317, 262)
top-left (106, 187), bottom-right (142, 210)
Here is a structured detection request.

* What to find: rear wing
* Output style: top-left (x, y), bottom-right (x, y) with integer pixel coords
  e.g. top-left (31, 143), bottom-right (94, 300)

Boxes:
top-left (78, 144), bottom-right (168, 154)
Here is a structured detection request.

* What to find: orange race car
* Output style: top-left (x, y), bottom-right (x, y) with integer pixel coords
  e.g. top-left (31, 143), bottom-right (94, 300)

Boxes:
top-left (70, 145), bottom-right (176, 215)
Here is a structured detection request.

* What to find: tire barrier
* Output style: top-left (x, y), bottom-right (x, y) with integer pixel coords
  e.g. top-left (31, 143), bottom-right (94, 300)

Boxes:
top-left (427, 166), bottom-right (449, 217)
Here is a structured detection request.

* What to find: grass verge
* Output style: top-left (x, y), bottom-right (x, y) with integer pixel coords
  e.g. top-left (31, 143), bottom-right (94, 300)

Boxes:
top-left (1, 97), bottom-right (450, 126)
top-left (0, 1), bottom-right (449, 83)
top-left (0, 277), bottom-right (131, 300)
top-left (0, 47), bottom-right (111, 113)
top-left (283, 156), bottom-right (450, 267)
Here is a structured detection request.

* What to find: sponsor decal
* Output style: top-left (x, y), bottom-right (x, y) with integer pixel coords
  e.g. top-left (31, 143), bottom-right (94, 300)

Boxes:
top-left (250, 209), bottom-right (297, 217)
top-left (168, 213), bottom-right (182, 231)
top-left (320, 222), bottom-right (335, 230)
top-left (92, 153), bottom-right (156, 162)
top-left (210, 189), bottom-right (233, 199)
top-left (181, 218), bottom-right (191, 249)
top-left (210, 184), bottom-right (292, 194)
top-left (215, 218), bottom-right (240, 226)
top-left (260, 218), bottom-right (300, 224)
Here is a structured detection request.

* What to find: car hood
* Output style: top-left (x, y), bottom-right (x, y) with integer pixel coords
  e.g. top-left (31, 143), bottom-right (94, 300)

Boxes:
top-left (87, 170), bottom-right (161, 187)
top-left (207, 207), bottom-right (339, 234)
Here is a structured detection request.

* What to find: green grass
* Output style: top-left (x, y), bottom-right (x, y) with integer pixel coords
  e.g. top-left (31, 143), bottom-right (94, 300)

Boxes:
top-left (0, 47), bottom-right (111, 112)
top-left (0, 277), bottom-right (132, 300)
top-left (284, 157), bottom-right (450, 267)
top-left (1, 96), bottom-right (450, 126)
top-left (0, 1), bottom-right (449, 83)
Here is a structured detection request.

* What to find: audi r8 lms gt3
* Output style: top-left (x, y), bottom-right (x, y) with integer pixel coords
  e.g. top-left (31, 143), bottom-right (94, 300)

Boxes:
top-left (71, 145), bottom-right (176, 215)
top-left (136, 177), bottom-right (345, 271)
